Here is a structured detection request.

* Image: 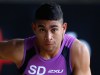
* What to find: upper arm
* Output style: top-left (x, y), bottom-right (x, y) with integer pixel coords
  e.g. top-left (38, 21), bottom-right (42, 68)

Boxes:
top-left (70, 39), bottom-right (91, 75)
top-left (0, 39), bottom-right (24, 68)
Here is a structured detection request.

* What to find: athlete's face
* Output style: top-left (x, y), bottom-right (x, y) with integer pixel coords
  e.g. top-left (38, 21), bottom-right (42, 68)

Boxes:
top-left (32, 20), bottom-right (67, 52)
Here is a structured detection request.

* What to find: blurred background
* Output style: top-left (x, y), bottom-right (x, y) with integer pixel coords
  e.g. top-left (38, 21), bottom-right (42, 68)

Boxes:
top-left (0, 0), bottom-right (100, 75)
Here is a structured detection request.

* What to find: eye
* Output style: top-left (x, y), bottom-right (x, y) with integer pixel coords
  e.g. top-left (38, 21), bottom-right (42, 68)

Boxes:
top-left (39, 29), bottom-right (45, 32)
top-left (51, 28), bottom-right (58, 32)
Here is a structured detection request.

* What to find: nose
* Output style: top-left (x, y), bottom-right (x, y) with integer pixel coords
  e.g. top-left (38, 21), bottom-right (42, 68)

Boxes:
top-left (45, 31), bottom-right (52, 41)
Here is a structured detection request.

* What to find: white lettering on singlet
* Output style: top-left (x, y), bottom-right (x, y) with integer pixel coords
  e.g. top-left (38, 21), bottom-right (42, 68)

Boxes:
top-left (48, 69), bottom-right (64, 73)
top-left (28, 65), bottom-right (46, 75)
top-left (28, 65), bottom-right (64, 75)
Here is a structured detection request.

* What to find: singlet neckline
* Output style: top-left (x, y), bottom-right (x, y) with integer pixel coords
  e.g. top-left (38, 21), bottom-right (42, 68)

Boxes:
top-left (34, 37), bottom-right (67, 62)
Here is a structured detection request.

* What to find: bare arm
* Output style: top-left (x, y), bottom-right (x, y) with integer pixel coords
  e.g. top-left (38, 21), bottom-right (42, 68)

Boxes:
top-left (70, 39), bottom-right (91, 75)
top-left (0, 39), bottom-right (24, 68)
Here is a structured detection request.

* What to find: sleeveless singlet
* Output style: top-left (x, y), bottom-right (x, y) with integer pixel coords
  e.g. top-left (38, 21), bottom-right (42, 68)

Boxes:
top-left (20, 34), bottom-right (75, 75)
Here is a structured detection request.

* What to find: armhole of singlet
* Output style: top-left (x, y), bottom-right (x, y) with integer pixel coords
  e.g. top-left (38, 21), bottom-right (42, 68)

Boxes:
top-left (69, 39), bottom-right (76, 72)
top-left (19, 39), bottom-right (36, 74)
top-left (70, 39), bottom-right (76, 72)
top-left (65, 34), bottom-right (76, 72)
top-left (20, 36), bottom-right (36, 68)
top-left (19, 39), bottom-right (27, 68)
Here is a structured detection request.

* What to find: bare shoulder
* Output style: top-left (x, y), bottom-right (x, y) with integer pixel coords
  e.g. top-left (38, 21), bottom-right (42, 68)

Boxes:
top-left (0, 39), bottom-right (25, 54)
top-left (70, 39), bottom-right (91, 75)
top-left (0, 39), bottom-right (25, 68)
top-left (70, 39), bottom-right (90, 57)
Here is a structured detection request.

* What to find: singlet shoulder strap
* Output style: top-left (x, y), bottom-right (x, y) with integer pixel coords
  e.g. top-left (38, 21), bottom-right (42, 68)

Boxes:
top-left (62, 46), bottom-right (73, 75)
top-left (19, 47), bottom-right (36, 74)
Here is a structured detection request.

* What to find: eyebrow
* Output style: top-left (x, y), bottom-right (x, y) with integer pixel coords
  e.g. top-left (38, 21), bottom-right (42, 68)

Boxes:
top-left (38, 25), bottom-right (45, 28)
top-left (38, 25), bottom-right (58, 28)
top-left (50, 25), bottom-right (58, 28)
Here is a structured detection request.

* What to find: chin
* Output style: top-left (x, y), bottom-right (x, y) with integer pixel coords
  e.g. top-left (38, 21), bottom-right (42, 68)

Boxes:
top-left (44, 47), bottom-right (55, 52)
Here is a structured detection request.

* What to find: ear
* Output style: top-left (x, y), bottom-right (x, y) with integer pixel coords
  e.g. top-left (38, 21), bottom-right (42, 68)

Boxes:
top-left (32, 23), bottom-right (36, 34)
top-left (62, 22), bottom-right (67, 34)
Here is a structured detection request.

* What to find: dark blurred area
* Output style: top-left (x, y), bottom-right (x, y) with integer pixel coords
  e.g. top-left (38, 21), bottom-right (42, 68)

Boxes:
top-left (0, 0), bottom-right (100, 75)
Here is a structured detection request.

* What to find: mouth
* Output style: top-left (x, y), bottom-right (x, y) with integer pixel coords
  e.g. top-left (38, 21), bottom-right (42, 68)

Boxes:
top-left (45, 43), bottom-right (53, 45)
top-left (45, 42), bottom-right (54, 45)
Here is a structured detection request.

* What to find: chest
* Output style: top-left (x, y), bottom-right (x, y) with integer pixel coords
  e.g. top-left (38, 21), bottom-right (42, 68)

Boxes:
top-left (24, 54), bottom-right (67, 75)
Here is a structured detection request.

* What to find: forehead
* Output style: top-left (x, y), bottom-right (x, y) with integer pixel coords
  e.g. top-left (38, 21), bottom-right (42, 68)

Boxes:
top-left (35, 20), bottom-right (62, 28)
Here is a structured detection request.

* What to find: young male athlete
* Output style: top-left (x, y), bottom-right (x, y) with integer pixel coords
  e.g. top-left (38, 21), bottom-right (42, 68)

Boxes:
top-left (0, 2), bottom-right (91, 75)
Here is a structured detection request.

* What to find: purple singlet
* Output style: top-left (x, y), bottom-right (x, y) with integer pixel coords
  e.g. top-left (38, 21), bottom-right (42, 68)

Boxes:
top-left (23, 34), bottom-right (75, 75)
